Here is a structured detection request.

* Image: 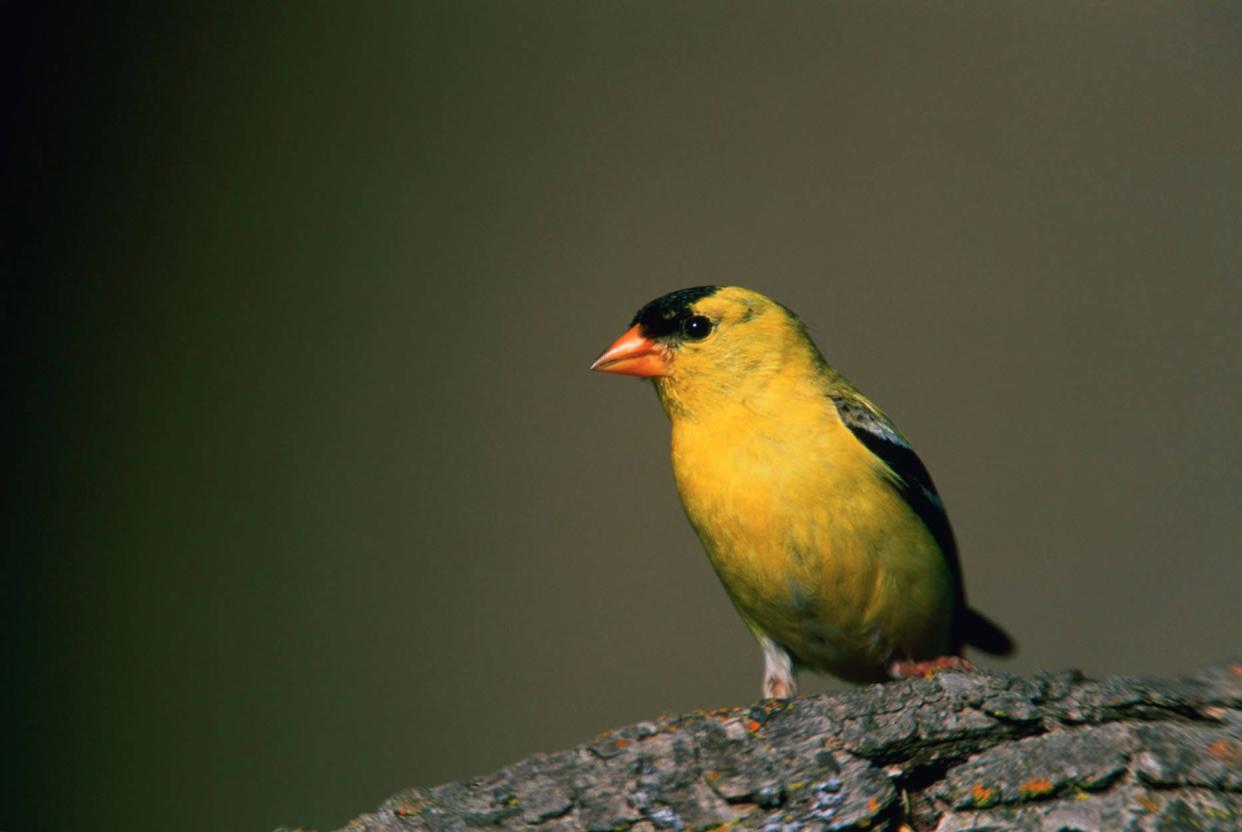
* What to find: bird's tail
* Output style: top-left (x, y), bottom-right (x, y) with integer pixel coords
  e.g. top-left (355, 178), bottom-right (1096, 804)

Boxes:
top-left (961, 607), bottom-right (1015, 656)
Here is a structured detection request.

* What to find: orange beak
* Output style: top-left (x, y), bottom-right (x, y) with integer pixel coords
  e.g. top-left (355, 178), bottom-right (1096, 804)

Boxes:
top-left (589, 325), bottom-right (671, 377)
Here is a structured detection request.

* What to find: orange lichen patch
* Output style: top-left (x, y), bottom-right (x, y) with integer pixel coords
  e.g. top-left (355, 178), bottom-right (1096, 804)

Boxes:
top-left (1230, 664), bottom-right (1242, 678)
top-left (1018, 778), bottom-right (1054, 799)
top-left (1208, 738), bottom-right (1241, 764)
top-left (746, 720), bottom-right (762, 732)
top-left (614, 738), bottom-right (629, 750)
top-left (1137, 793), bottom-right (1160, 813)
top-left (867, 796), bottom-right (880, 814)
top-left (971, 784), bottom-right (996, 806)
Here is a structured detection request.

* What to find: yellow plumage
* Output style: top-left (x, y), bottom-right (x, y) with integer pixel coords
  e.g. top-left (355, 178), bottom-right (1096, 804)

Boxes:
top-left (591, 286), bottom-right (1011, 696)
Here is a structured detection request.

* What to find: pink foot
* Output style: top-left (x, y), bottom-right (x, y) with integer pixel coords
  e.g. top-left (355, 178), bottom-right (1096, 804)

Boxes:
top-left (889, 655), bottom-right (976, 680)
top-left (764, 677), bottom-right (795, 699)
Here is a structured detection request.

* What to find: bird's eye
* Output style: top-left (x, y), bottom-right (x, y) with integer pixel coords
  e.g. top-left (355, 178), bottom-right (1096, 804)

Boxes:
top-left (682, 315), bottom-right (713, 340)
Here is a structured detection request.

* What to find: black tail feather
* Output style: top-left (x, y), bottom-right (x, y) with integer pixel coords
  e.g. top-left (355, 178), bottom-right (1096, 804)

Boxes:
top-left (961, 608), bottom-right (1015, 656)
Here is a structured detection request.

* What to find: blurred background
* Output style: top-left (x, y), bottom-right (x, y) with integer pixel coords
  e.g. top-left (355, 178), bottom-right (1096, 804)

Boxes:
top-left (8, 3), bottom-right (1241, 831)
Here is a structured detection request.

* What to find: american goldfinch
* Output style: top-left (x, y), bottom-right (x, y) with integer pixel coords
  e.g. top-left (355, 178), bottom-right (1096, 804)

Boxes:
top-left (590, 286), bottom-right (1013, 698)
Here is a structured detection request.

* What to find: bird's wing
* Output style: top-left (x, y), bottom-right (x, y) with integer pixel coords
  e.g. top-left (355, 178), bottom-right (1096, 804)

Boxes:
top-left (829, 395), bottom-right (968, 633)
top-left (830, 395), bottom-right (1015, 656)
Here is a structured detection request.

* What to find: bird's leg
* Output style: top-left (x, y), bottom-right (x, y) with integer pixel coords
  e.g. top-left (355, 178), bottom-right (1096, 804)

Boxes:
top-left (759, 634), bottom-right (797, 699)
top-left (888, 654), bottom-right (975, 680)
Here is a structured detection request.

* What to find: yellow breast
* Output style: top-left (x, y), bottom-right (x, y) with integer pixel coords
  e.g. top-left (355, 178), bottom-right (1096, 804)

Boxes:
top-left (668, 381), bottom-right (953, 681)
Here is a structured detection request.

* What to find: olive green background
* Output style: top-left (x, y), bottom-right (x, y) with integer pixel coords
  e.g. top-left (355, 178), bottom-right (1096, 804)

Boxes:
top-left (9, 4), bottom-right (1241, 831)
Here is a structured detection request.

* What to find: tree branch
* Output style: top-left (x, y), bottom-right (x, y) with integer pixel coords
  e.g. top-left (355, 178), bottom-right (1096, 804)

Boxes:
top-left (292, 660), bottom-right (1241, 831)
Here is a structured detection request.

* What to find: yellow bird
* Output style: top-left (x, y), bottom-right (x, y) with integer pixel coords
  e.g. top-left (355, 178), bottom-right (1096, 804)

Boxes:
top-left (590, 286), bottom-right (1013, 698)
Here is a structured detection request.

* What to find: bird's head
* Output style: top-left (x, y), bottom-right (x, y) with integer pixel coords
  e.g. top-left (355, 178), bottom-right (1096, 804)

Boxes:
top-left (591, 286), bottom-right (824, 416)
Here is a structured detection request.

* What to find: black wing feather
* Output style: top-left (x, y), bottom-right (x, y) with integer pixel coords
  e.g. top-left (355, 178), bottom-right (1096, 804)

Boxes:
top-left (830, 396), bottom-right (1013, 655)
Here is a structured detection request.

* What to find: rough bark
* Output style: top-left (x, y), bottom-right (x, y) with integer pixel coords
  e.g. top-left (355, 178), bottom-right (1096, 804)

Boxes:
top-left (295, 660), bottom-right (1241, 832)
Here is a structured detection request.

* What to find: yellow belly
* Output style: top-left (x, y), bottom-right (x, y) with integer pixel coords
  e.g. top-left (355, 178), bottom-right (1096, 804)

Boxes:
top-left (671, 408), bottom-right (954, 682)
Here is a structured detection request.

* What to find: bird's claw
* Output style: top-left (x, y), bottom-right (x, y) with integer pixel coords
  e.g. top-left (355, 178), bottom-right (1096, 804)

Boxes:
top-left (889, 655), bottom-right (976, 680)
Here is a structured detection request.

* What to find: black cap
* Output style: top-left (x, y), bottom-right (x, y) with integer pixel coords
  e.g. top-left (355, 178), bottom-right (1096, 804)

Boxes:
top-left (630, 286), bottom-right (721, 339)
